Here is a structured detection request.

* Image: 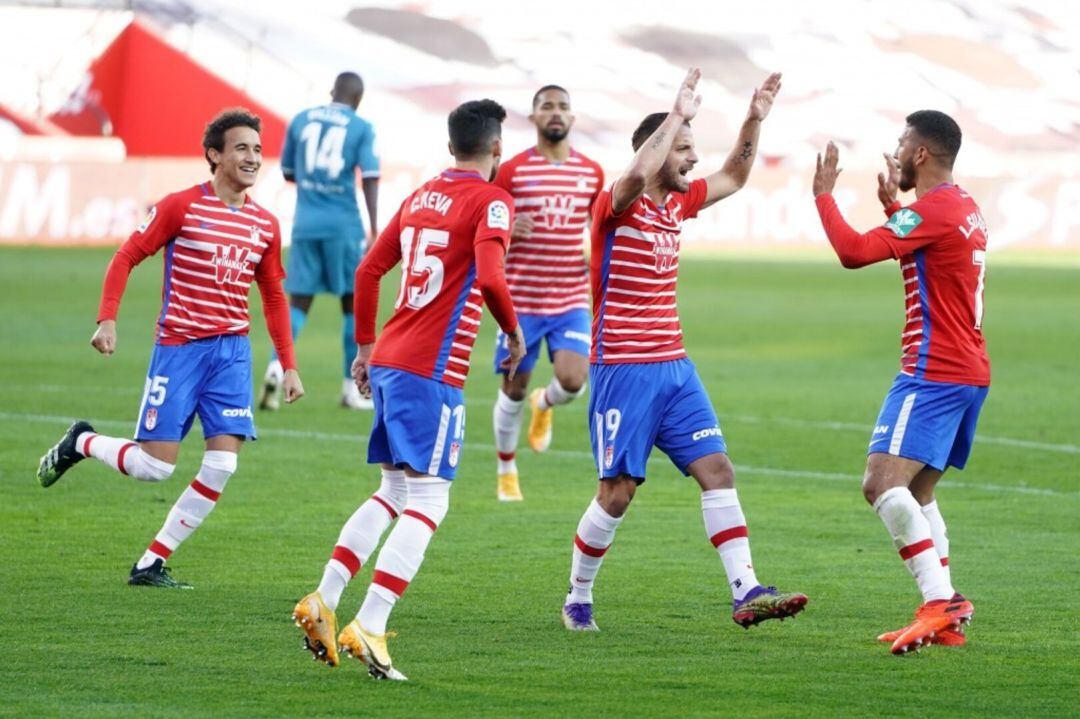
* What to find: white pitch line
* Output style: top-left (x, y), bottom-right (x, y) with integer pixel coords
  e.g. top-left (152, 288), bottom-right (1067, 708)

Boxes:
top-left (4, 411), bottom-right (1073, 499)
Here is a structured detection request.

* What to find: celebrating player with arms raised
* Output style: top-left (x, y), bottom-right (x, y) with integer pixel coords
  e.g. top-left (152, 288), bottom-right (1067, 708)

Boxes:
top-left (560, 69), bottom-right (807, 633)
top-left (36, 110), bottom-right (304, 588)
top-left (813, 111), bottom-right (988, 655)
top-left (490, 84), bottom-right (604, 501)
top-left (293, 99), bottom-right (525, 681)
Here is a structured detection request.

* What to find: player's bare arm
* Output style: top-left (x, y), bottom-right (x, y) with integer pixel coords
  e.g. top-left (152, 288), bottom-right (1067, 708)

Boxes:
top-left (90, 320), bottom-right (116, 355)
top-left (612, 67), bottom-right (702, 213)
top-left (702, 72), bottom-right (782, 208)
top-left (362, 177), bottom-right (379, 238)
top-left (511, 212), bottom-right (536, 240)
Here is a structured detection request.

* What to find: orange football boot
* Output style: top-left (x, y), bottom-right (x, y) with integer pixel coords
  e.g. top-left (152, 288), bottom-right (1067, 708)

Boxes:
top-left (890, 593), bottom-right (973, 655)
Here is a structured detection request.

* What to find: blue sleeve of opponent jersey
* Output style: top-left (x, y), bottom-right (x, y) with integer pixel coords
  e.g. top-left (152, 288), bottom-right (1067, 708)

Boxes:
top-left (355, 119), bottom-right (380, 179)
top-left (281, 113), bottom-right (302, 178)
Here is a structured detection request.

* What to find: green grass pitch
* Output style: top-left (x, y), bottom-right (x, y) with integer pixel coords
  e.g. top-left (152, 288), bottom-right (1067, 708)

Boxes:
top-left (0, 246), bottom-right (1077, 717)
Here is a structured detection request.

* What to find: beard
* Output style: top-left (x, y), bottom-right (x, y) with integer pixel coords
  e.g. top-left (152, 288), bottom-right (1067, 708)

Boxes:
top-left (540, 125), bottom-right (568, 143)
top-left (898, 156), bottom-right (916, 192)
top-left (658, 164), bottom-right (690, 193)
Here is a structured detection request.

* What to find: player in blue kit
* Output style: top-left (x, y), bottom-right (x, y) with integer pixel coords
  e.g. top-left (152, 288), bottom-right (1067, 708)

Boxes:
top-left (260, 71), bottom-right (380, 410)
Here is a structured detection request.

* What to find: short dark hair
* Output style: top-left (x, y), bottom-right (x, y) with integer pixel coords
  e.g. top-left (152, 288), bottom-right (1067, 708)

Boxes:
top-left (333, 72), bottom-right (364, 104)
top-left (905, 110), bottom-right (962, 168)
top-left (447, 99), bottom-right (506, 159)
top-left (532, 84), bottom-right (569, 108)
top-left (632, 112), bottom-right (688, 151)
top-left (203, 109), bottom-right (261, 173)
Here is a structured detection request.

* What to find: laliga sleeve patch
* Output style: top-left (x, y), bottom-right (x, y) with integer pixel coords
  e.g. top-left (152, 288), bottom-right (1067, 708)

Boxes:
top-left (885, 208), bottom-right (923, 238)
top-left (137, 206), bottom-right (157, 233)
top-left (487, 200), bottom-right (510, 230)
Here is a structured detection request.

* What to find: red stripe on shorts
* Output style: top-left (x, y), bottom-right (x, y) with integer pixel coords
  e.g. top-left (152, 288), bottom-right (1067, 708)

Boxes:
top-left (899, 538), bottom-right (935, 560)
top-left (574, 534), bottom-right (609, 557)
top-left (331, 545), bottom-right (361, 577)
top-left (709, 525), bottom-right (749, 548)
top-left (403, 509), bottom-right (438, 532)
top-left (372, 570), bottom-right (409, 597)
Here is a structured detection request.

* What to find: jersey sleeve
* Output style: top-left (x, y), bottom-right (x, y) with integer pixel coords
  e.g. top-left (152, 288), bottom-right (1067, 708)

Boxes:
top-left (281, 114), bottom-right (301, 180)
top-left (473, 187), bottom-right (514, 248)
top-left (354, 205), bottom-right (404, 344)
top-left (591, 163), bottom-right (606, 207)
top-left (875, 194), bottom-right (949, 255)
top-left (355, 120), bottom-right (380, 179)
top-left (492, 159), bottom-right (514, 194)
top-left (97, 191), bottom-right (186, 322)
top-left (681, 178), bottom-right (709, 219)
top-left (254, 215), bottom-right (286, 283)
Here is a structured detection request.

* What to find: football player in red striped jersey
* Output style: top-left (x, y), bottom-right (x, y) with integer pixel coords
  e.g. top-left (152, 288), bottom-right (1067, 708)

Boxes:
top-left (561, 69), bottom-right (807, 633)
top-left (36, 109), bottom-right (303, 589)
top-left (490, 85), bottom-right (605, 501)
top-left (814, 111), bottom-right (987, 654)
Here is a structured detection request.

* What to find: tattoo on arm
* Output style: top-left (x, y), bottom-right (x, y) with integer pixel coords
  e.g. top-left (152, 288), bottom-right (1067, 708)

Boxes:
top-left (649, 131), bottom-right (668, 150)
top-left (734, 141), bottom-right (753, 165)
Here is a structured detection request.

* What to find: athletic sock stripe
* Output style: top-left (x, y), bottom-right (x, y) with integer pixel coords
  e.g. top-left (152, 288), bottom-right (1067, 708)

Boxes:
top-left (371, 494), bottom-right (399, 519)
top-left (899, 538), bottom-right (935, 560)
top-left (403, 509), bottom-right (438, 532)
top-left (190, 480), bottom-right (221, 502)
top-left (148, 540), bottom-right (173, 558)
top-left (81, 433), bottom-right (98, 456)
top-left (940, 557), bottom-right (950, 567)
top-left (497, 451), bottom-right (515, 461)
top-left (116, 442), bottom-right (138, 476)
top-left (372, 570), bottom-right (409, 597)
top-left (710, 525), bottom-right (749, 548)
top-left (331, 545), bottom-right (361, 577)
top-left (574, 534), bottom-right (609, 557)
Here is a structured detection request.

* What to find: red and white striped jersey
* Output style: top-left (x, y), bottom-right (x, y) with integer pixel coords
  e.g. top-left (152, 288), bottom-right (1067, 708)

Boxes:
top-left (493, 148), bottom-right (604, 315)
top-left (590, 178), bottom-right (708, 364)
top-left (360, 170), bottom-right (516, 388)
top-left (125, 184), bottom-right (285, 344)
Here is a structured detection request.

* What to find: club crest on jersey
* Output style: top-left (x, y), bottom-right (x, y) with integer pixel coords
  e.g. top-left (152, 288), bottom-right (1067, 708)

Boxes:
top-left (535, 194), bottom-right (575, 230)
top-left (249, 224), bottom-right (261, 244)
top-left (212, 244), bottom-right (251, 284)
top-left (885, 208), bottom-right (923, 238)
top-left (487, 200), bottom-right (510, 230)
top-left (449, 441), bottom-right (461, 467)
top-left (144, 408), bottom-right (158, 431)
top-left (652, 232), bottom-right (679, 272)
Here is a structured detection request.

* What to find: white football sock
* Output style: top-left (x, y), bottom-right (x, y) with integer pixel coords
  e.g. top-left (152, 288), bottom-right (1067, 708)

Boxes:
top-left (77, 432), bottom-right (174, 482)
top-left (567, 498), bottom-right (623, 605)
top-left (358, 476), bottom-right (450, 634)
top-left (136, 450), bottom-right (236, 569)
top-left (701, 489), bottom-right (759, 601)
top-left (874, 487), bottom-right (954, 602)
top-left (493, 390), bottom-right (524, 474)
top-left (921, 500), bottom-right (951, 584)
top-left (317, 468), bottom-right (407, 611)
top-left (536, 378), bottom-right (581, 411)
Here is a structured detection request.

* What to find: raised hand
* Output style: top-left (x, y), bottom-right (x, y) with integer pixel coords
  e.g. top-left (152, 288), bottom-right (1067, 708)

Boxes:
top-left (748, 72), bottom-right (782, 121)
top-left (673, 67), bottom-right (702, 122)
top-left (877, 152), bottom-right (900, 208)
top-left (813, 141), bottom-right (843, 197)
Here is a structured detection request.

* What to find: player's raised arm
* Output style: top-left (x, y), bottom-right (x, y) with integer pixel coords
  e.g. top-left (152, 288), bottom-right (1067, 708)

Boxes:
top-left (813, 141), bottom-right (937, 269)
top-left (611, 68), bottom-right (702, 214)
top-left (701, 72), bottom-right (781, 209)
top-left (351, 207), bottom-right (404, 395)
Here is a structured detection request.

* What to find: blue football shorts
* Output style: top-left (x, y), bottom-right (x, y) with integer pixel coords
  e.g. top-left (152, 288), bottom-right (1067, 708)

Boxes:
top-left (587, 358), bottom-right (726, 482)
top-left (367, 365), bottom-right (467, 480)
top-left (135, 334), bottom-right (256, 442)
top-left (284, 235), bottom-right (363, 296)
top-left (868, 373), bottom-right (989, 471)
top-left (493, 308), bottom-right (591, 375)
